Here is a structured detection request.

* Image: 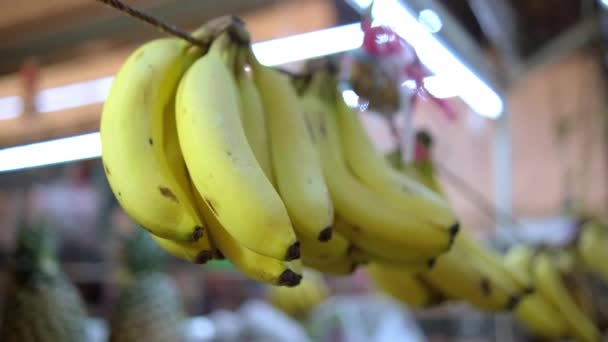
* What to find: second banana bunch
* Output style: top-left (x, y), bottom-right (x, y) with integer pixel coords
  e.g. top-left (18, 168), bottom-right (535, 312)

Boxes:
top-left (100, 17), bottom-right (460, 287)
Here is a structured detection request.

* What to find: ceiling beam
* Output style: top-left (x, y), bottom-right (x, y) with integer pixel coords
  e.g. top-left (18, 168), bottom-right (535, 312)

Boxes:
top-left (0, 0), bottom-right (275, 75)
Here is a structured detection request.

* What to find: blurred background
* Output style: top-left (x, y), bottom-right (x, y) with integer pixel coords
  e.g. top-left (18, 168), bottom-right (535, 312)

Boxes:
top-left (0, 0), bottom-right (607, 341)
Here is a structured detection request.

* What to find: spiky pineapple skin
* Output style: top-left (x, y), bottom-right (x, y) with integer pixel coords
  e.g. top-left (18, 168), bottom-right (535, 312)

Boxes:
top-left (109, 272), bottom-right (184, 342)
top-left (1, 273), bottom-right (87, 342)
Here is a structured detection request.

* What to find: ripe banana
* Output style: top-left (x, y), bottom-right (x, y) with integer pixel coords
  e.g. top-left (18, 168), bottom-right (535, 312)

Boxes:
top-left (303, 90), bottom-right (453, 256)
top-left (299, 230), bottom-right (350, 261)
top-left (503, 245), bottom-right (568, 338)
top-left (349, 247), bottom-right (430, 273)
top-left (302, 254), bottom-right (358, 276)
top-left (532, 252), bottom-right (599, 342)
top-left (421, 246), bottom-right (517, 311)
top-left (333, 92), bottom-right (458, 230)
top-left (503, 244), bottom-right (535, 288)
top-left (151, 234), bottom-right (213, 264)
top-left (194, 190), bottom-right (302, 287)
top-left (367, 263), bottom-right (442, 308)
top-left (457, 231), bottom-right (530, 290)
top-left (175, 36), bottom-right (298, 261)
top-left (101, 38), bottom-right (205, 242)
top-left (268, 269), bottom-right (329, 316)
top-left (333, 217), bottom-right (437, 266)
top-left (250, 51), bottom-right (334, 243)
top-left (515, 292), bottom-right (569, 339)
top-left (578, 221), bottom-right (608, 282)
top-left (234, 50), bottom-right (274, 182)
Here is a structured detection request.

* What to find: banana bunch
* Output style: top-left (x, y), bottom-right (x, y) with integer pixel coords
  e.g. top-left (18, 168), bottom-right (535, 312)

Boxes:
top-left (504, 245), bottom-right (601, 341)
top-left (267, 269), bottom-right (330, 317)
top-left (101, 19), bottom-right (304, 287)
top-left (100, 14), bottom-right (470, 288)
top-left (297, 70), bottom-right (530, 307)
top-left (577, 220), bottom-right (608, 283)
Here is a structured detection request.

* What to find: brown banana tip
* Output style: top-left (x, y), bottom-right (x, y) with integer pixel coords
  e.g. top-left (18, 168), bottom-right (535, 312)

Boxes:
top-left (191, 226), bottom-right (204, 241)
top-left (449, 222), bottom-right (460, 238)
top-left (480, 278), bottom-right (492, 296)
top-left (317, 227), bottom-right (333, 242)
top-left (214, 249), bottom-right (225, 260)
top-left (427, 257), bottom-right (437, 269)
top-left (285, 241), bottom-right (301, 261)
top-left (278, 269), bottom-right (302, 287)
top-left (523, 286), bottom-right (535, 295)
top-left (194, 250), bottom-right (213, 264)
top-left (506, 295), bottom-right (522, 311)
top-left (350, 262), bottom-right (360, 273)
top-left (346, 244), bottom-right (356, 255)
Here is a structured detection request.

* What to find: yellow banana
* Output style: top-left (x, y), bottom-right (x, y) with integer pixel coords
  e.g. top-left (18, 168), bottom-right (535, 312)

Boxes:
top-left (234, 50), bottom-right (274, 182)
top-left (578, 221), bottom-right (608, 282)
top-left (503, 244), bottom-right (535, 288)
top-left (333, 217), bottom-right (437, 265)
top-left (334, 92), bottom-right (458, 231)
top-left (504, 245), bottom-right (569, 339)
top-left (101, 38), bottom-right (205, 242)
top-left (421, 246), bottom-right (517, 311)
top-left (250, 52), bottom-right (334, 243)
top-left (349, 247), bottom-right (430, 273)
top-left (299, 230), bottom-right (350, 261)
top-left (194, 190), bottom-right (301, 287)
top-left (457, 231), bottom-right (530, 289)
top-left (175, 36), bottom-right (298, 261)
top-left (304, 92), bottom-right (452, 256)
top-left (303, 254), bottom-right (359, 276)
top-left (268, 269), bottom-right (329, 316)
top-left (150, 234), bottom-right (214, 264)
top-left (532, 252), bottom-right (599, 342)
top-left (367, 263), bottom-right (442, 308)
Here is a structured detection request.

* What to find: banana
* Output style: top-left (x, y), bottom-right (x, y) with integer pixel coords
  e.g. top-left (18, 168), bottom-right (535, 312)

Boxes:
top-left (349, 247), bottom-right (430, 273)
top-left (503, 245), bottom-right (535, 288)
top-left (421, 246), bottom-right (517, 311)
top-left (578, 221), bottom-right (608, 282)
top-left (268, 269), bottom-right (329, 316)
top-left (532, 252), bottom-right (599, 342)
top-left (333, 217), bottom-right (437, 266)
top-left (151, 234), bottom-right (214, 264)
top-left (504, 246), bottom-right (568, 339)
top-left (175, 35), bottom-right (298, 261)
top-left (303, 90), bottom-right (453, 256)
top-left (101, 38), bottom-right (206, 242)
top-left (302, 254), bottom-right (359, 276)
top-left (367, 263), bottom-right (443, 308)
top-left (194, 190), bottom-right (302, 287)
top-left (457, 231), bottom-right (530, 290)
top-left (333, 92), bottom-right (458, 231)
top-left (514, 294), bottom-right (569, 339)
top-left (299, 230), bottom-right (350, 261)
top-left (234, 50), bottom-right (274, 182)
top-left (250, 51), bottom-right (334, 243)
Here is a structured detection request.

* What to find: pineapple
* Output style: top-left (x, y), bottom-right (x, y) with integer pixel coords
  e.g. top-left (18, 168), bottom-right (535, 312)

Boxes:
top-left (0, 220), bottom-right (87, 342)
top-left (109, 229), bottom-right (185, 342)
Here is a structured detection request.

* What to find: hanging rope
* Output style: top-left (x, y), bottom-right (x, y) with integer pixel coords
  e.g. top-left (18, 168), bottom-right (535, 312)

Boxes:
top-left (94, 0), bottom-right (208, 48)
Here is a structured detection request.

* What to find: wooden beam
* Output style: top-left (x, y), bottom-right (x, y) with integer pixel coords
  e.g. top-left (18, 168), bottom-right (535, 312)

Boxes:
top-left (0, 104), bottom-right (102, 148)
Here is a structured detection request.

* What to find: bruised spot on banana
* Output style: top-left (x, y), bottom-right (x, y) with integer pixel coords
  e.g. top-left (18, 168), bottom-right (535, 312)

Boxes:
top-left (318, 226), bottom-right (333, 241)
top-left (195, 250), bottom-right (214, 264)
top-left (158, 186), bottom-right (178, 202)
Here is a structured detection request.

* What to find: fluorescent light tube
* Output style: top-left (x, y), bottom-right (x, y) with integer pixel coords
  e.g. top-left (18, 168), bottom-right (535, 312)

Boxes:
top-left (0, 132), bottom-right (101, 172)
